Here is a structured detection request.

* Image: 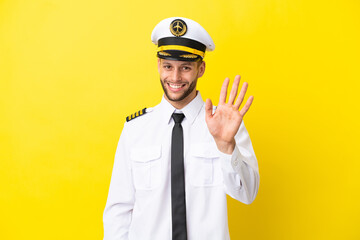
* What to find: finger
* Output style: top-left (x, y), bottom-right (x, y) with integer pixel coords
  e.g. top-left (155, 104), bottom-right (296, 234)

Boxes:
top-left (234, 82), bottom-right (248, 109)
top-left (239, 96), bottom-right (254, 116)
top-left (228, 75), bottom-right (241, 105)
top-left (219, 77), bottom-right (230, 104)
top-left (205, 98), bottom-right (213, 120)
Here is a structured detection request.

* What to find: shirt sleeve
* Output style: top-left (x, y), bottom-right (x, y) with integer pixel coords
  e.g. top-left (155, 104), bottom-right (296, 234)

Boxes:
top-left (218, 121), bottom-right (260, 204)
top-left (103, 124), bottom-right (135, 240)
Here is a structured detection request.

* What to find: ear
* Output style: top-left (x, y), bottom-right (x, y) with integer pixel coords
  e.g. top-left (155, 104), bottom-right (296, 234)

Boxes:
top-left (197, 61), bottom-right (206, 78)
top-left (157, 58), bottom-right (161, 73)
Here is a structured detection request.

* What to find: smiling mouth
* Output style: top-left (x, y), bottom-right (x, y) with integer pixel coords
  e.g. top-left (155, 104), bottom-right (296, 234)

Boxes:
top-left (167, 83), bottom-right (186, 91)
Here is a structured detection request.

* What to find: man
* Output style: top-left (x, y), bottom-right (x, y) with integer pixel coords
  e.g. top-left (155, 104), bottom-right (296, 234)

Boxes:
top-left (103, 17), bottom-right (259, 240)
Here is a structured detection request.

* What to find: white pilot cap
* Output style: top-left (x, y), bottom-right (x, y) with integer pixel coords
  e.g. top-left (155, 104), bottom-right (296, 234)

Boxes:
top-left (151, 17), bottom-right (215, 61)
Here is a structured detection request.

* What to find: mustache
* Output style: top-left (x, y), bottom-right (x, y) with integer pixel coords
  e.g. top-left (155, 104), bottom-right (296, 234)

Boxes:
top-left (163, 80), bottom-right (188, 84)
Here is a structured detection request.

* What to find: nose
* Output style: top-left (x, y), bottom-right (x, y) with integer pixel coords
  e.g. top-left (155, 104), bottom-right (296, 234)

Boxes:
top-left (171, 68), bottom-right (181, 82)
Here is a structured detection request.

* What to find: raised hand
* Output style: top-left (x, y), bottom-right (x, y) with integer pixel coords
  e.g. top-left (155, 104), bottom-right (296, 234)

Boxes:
top-left (205, 75), bottom-right (254, 154)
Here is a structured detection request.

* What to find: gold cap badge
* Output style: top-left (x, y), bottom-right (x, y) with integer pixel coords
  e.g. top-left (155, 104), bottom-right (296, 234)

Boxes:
top-left (170, 19), bottom-right (187, 37)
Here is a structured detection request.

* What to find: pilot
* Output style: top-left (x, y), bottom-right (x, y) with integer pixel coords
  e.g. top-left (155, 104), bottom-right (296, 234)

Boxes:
top-left (103, 17), bottom-right (259, 240)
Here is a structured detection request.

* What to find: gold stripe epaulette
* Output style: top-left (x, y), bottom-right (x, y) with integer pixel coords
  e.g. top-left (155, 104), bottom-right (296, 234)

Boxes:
top-left (126, 108), bottom-right (147, 122)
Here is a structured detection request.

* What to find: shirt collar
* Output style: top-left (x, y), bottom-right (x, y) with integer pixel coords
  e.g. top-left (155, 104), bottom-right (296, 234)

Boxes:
top-left (158, 91), bottom-right (204, 125)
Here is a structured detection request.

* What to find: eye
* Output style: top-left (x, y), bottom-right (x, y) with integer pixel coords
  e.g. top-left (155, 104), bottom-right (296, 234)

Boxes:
top-left (182, 66), bottom-right (191, 71)
top-left (163, 65), bottom-right (172, 70)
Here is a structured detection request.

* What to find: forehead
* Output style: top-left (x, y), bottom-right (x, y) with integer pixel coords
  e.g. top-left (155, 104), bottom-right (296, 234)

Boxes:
top-left (160, 59), bottom-right (197, 66)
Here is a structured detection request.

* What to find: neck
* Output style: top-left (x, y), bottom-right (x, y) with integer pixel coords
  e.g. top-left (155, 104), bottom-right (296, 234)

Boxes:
top-left (166, 90), bottom-right (197, 109)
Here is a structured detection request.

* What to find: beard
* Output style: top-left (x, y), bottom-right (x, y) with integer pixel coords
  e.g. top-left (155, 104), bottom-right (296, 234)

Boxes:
top-left (160, 77), bottom-right (198, 102)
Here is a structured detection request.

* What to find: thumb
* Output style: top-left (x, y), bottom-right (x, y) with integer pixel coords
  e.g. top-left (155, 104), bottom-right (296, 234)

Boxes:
top-left (205, 98), bottom-right (213, 121)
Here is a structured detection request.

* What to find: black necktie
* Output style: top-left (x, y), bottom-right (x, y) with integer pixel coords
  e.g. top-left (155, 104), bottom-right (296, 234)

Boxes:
top-left (171, 113), bottom-right (187, 240)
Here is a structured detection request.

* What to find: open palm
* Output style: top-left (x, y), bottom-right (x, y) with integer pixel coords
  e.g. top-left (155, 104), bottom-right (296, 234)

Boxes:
top-left (205, 75), bottom-right (254, 154)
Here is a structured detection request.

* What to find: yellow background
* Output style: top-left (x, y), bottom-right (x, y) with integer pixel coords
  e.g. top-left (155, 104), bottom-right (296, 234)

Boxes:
top-left (1, 0), bottom-right (359, 239)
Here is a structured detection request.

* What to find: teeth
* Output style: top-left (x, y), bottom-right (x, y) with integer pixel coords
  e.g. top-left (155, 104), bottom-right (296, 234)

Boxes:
top-left (169, 84), bottom-right (183, 89)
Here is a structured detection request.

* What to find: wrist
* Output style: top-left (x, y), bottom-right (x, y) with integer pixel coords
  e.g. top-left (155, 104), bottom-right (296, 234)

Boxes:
top-left (215, 138), bottom-right (236, 154)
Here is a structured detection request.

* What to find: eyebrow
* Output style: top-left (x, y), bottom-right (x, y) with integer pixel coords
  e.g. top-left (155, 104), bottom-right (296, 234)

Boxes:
top-left (161, 61), bottom-right (194, 67)
top-left (180, 63), bottom-right (193, 66)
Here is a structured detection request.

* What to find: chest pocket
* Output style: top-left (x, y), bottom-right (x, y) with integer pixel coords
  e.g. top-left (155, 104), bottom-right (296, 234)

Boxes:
top-left (130, 146), bottom-right (162, 190)
top-left (189, 143), bottom-right (222, 187)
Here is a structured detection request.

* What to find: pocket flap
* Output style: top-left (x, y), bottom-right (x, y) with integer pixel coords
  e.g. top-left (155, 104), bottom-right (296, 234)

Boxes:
top-left (191, 143), bottom-right (219, 158)
top-left (130, 146), bottom-right (162, 162)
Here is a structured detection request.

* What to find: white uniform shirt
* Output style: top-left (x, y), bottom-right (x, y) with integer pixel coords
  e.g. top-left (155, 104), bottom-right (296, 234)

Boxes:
top-left (103, 92), bottom-right (260, 240)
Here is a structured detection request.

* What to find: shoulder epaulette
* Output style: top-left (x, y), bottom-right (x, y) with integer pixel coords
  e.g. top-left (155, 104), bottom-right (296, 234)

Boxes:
top-left (126, 108), bottom-right (147, 122)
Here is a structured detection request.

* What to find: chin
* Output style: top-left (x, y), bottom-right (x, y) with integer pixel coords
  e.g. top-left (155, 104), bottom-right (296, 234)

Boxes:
top-left (160, 78), bottom-right (197, 104)
top-left (166, 93), bottom-right (188, 102)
